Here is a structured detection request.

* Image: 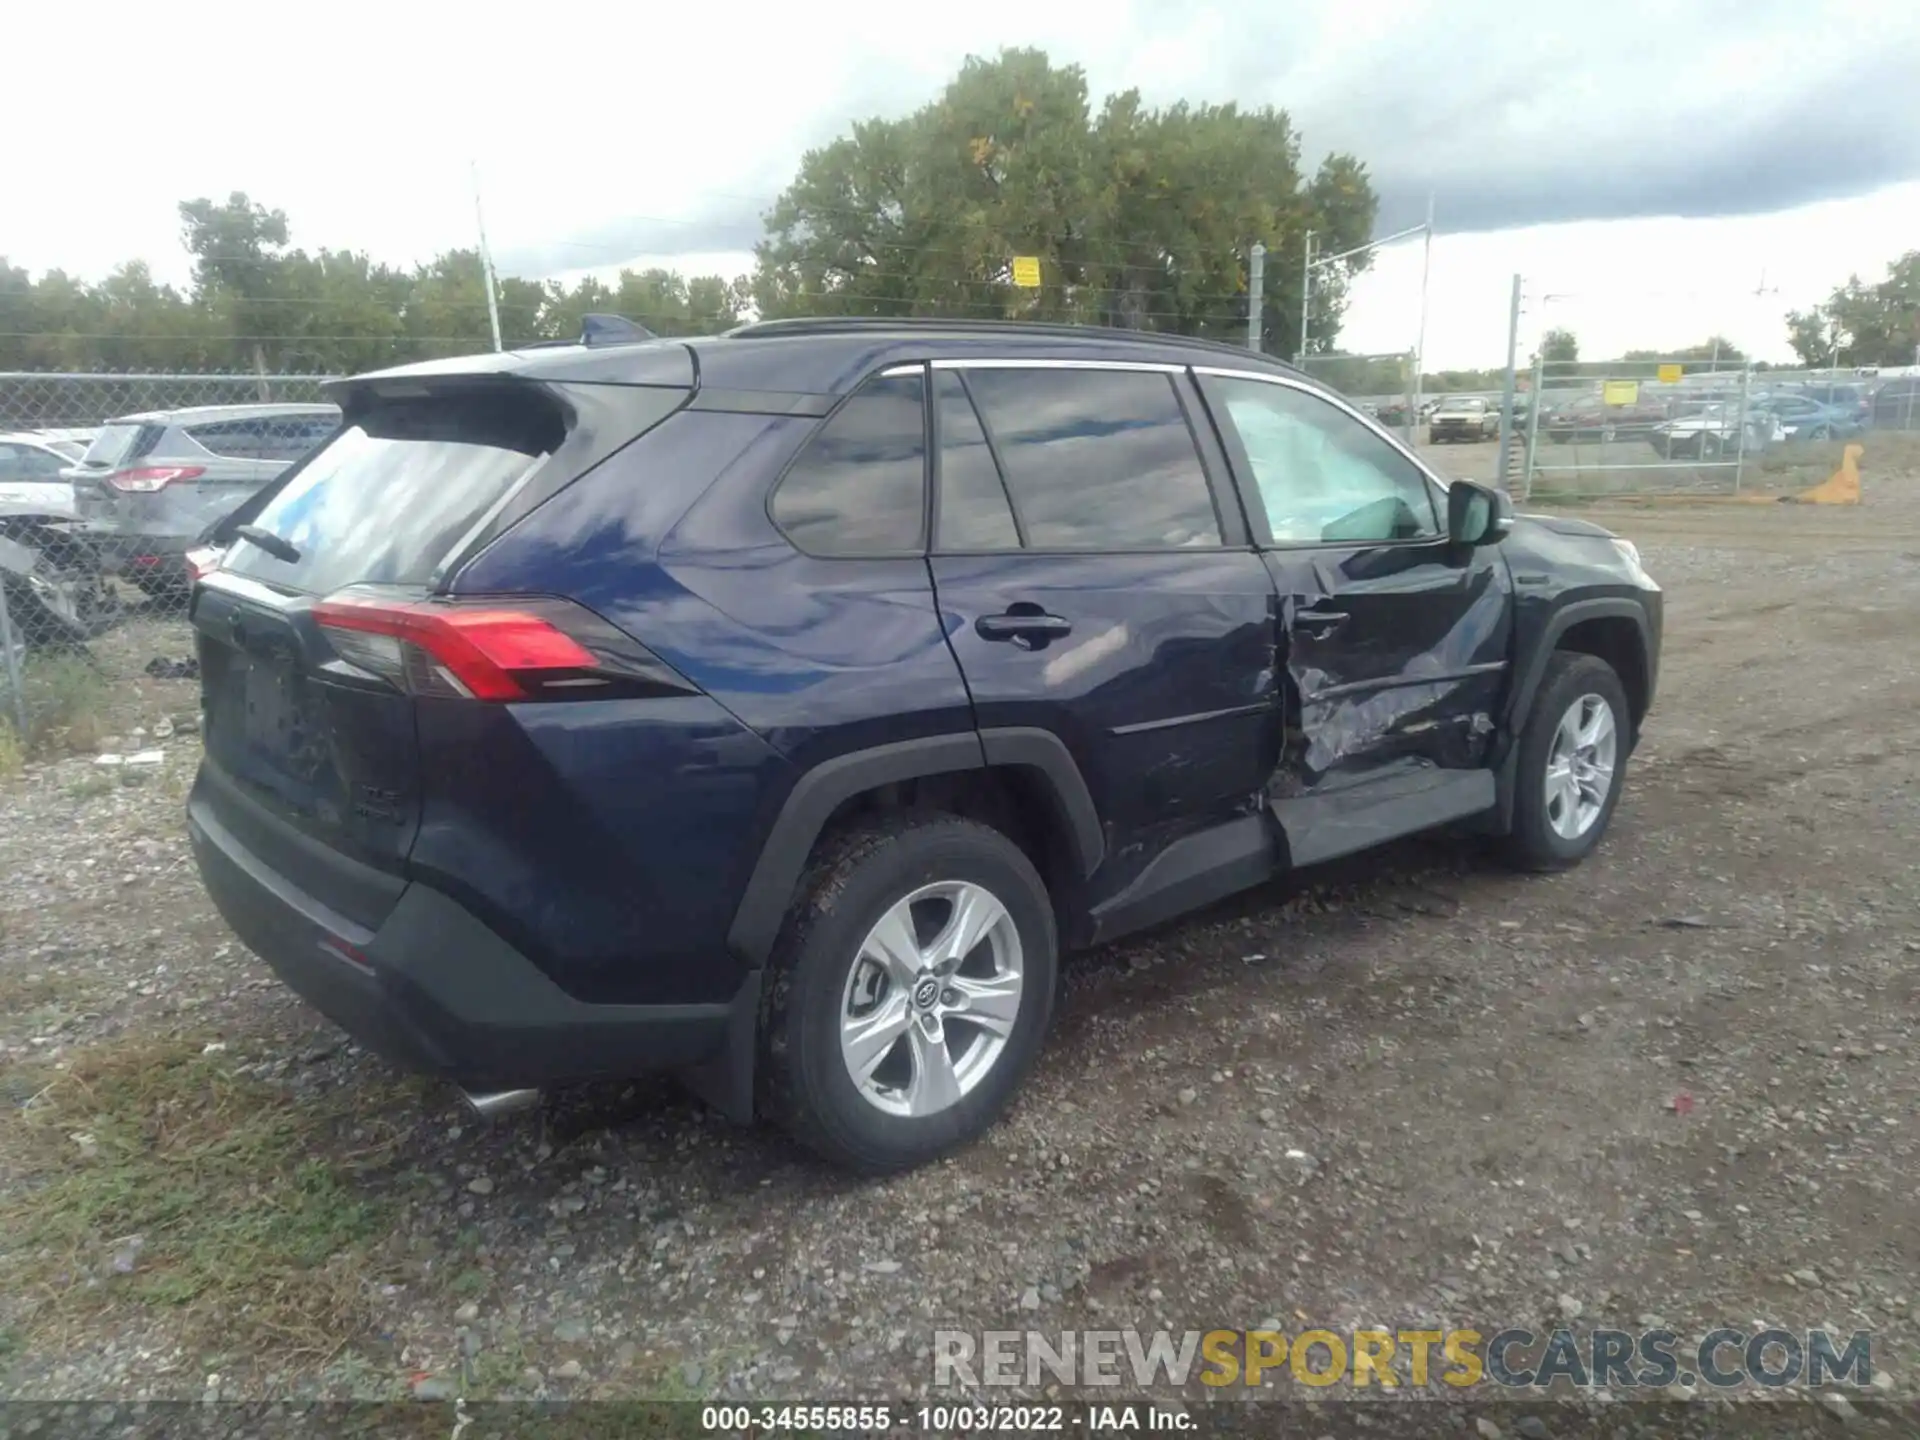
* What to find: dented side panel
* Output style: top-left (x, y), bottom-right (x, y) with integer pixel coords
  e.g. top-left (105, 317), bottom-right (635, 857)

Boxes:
top-left (1263, 542), bottom-right (1514, 792)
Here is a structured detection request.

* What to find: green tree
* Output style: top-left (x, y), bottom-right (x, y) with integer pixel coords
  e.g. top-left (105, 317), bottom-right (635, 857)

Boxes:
top-left (1786, 251), bottom-right (1920, 368)
top-left (1541, 328), bottom-right (1579, 365)
top-left (754, 48), bottom-right (1376, 354)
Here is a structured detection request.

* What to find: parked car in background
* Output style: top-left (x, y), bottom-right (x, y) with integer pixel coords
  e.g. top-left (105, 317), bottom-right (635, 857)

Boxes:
top-left (63, 403), bottom-right (340, 596)
top-left (0, 431), bottom-right (110, 646)
top-left (1785, 381), bottom-right (1871, 430)
top-left (1650, 403), bottom-right (1783, 459)
top-left (1428, 396), bottom-right (1499, 443)
top-left (1869, 376), bottom-right (1920, 430)
top-left (1759, 393), bottom-right (1865, 441)
top-left (1544, 393), bottom-right (1671, 444)
top-left (185, 317), bottom-right (1662, 1173)
top-left (1375, 399), bottom-right (1412, 428)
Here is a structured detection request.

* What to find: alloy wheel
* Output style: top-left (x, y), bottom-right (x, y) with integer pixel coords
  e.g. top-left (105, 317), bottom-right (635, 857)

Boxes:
top-left (839, 880), bottom-right (1024, 1118)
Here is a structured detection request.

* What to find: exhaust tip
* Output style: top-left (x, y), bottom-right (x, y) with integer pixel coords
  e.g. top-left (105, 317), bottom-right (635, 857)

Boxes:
top-left (460, 1087), bottom-right (542, 1121)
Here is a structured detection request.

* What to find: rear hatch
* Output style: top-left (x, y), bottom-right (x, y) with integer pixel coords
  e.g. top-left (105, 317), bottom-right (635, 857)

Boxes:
top-left (190, 375), bottom-right (691, 934)
top-left (67, 421), bottom-right (164, 532)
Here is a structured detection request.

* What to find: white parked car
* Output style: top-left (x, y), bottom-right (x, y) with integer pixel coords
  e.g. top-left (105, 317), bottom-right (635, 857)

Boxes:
top-left (0, 430), bottom-right (110, 646)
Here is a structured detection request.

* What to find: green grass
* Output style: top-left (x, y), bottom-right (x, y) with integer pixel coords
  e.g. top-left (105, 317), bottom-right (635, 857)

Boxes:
top-left (13, 652), bottom-right (113, 758)
top-left (0, 1035), bottom-right (416, 1359)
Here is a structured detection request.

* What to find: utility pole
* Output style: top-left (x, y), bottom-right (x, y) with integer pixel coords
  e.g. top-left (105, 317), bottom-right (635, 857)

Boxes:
top-left (1247, 243), bottom-right (1266, 352)
top-left (471, 161), bottom-right (505, 352)
top-left (1495, 273), bottom-right (1523, 489)
top-left (1297, 230), bottom-right (1314, 363)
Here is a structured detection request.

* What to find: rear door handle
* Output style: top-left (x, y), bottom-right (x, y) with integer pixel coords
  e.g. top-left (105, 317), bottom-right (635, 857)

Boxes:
top-left (977, 611), bottom-right (1073, 643)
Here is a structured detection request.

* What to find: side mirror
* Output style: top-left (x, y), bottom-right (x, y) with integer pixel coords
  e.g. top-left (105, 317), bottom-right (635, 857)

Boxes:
top-left (1447, 480), bottom-right (1514, 547)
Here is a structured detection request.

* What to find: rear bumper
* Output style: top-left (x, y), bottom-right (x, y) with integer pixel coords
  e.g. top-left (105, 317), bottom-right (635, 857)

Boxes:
top-left (188, 790), bottom-right (753, 1092)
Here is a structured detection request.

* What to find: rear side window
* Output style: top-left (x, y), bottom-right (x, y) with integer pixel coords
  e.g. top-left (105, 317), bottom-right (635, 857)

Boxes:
top-left (771, 371), bottom-right (926, 556)
top-left (959, 369), bottom-right (1221, 550)
top-left (188, 419), bottom-right (269, 458)
top-left (222, 390), bottom-right (569, 595)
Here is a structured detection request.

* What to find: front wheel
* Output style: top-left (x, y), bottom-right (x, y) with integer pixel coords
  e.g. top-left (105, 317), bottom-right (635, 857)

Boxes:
top-left (759, 813), bottom-right (1058, 1173)
top-left (1502, 653), bottom-right (1632, 872)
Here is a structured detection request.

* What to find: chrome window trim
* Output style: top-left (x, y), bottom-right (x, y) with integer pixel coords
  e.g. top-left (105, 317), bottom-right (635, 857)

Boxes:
top-left (930, 357), bottom-right (1184, 375)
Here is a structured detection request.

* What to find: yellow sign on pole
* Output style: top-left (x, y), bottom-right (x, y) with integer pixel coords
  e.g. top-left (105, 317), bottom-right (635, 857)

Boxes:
top-left (1657, 363), bottom-right (1684, 384)
top-left (1602, 379), bottom-right (1640, 406)
top-left (1011, 256), bottom-right (1042, 288)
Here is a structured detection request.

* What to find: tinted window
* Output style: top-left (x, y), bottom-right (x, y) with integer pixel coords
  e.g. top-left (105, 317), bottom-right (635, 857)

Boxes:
top-left (772, 371), bottom-right (926, 555)
top-left (79, 423), bottom-right (155, 469)
top-left (189, 419), bottom-right (270, 458)
top-left (934, 372), bottom-right (1019, 550)
top-left (257, 417), bottom-right (338, 463)
top-left (221, 390), bottom-right (571, 595)
top-left (961, 368), bottom-right (1219, 549)
top-left (1207, 376), bottom-right (1440, 545)
top-left (0, 444), bottom-right (67, 481)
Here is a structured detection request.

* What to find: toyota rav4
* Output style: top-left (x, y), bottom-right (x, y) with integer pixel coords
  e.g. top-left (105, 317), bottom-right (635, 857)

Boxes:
top-left (186, 319), bottom-right (1662, 1174)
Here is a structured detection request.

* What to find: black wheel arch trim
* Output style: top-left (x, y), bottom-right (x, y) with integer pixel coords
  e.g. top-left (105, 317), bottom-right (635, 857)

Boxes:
top-left (726, 728), bottom-right (1102, 968)
top-left (1507, 596), bottom-right (1656, 736)
top-left (1479, 595), bottom-right (1656, 835)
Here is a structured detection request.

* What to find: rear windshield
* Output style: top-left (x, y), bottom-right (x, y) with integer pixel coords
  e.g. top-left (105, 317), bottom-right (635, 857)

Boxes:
top-left (79, 423), bottom-right (154, 469)
top-left (221, 391), bottom-right (568, 595)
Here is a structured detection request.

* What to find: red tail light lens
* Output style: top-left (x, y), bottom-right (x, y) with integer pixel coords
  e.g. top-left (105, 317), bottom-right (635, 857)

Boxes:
top-left (315, 595), bottom-right (598, 701)
top-left (106, 465), bottom-right (206, 493)
top-left (311, 591), bottom-right (695, 704)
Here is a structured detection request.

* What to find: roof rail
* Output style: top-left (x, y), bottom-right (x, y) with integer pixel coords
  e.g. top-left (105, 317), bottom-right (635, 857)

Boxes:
top-left (724, 316), bottom-right (1292, 368)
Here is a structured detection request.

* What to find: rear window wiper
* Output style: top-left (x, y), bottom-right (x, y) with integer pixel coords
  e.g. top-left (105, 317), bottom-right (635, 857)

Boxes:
top-left (233, 524), bottom-right (301, 565)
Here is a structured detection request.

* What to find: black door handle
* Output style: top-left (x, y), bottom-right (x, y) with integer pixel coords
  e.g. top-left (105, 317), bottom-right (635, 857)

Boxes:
top-left (1291, 608), bottom-right (1349, 632)
top-left (977, 611), bottom-right (1073, 643)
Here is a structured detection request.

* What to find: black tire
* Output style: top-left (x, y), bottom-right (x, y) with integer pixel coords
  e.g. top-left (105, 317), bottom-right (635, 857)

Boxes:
top-left (758, 812), bottom-right (1058, 1174)
top-left (1502, 652), bottom-right (1632, 873)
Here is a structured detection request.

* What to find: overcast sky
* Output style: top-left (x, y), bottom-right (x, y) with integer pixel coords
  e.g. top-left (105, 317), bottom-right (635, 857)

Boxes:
top-left (9, 0), bottom-right (1920, 368)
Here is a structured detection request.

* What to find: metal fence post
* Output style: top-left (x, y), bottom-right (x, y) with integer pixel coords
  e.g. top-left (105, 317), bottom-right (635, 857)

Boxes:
top-left (0, 578), bottom-right (25, 747)
top-left (1732, 363), bottom-right (1752, 493)
top-left (1494, 274), bottom-right (1522, 490)
top-left (1247, 243), bottom-right (1265, 352)
top-left (1521, 350), bottom-right (1545, 502)
top-left (1404, 350), bottom-right (1417, 447)
top-left (1297, 230), bottom-right (1313, 363)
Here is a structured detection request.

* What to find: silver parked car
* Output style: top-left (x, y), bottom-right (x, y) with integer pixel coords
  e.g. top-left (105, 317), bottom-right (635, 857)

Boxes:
top-left (64, 403), bottom-right (340, 595)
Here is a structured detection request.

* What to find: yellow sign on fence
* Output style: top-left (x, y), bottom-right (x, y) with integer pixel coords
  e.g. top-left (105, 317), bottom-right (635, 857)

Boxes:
top-left (1656, 363), bottom-right (1684, 384)
top-left (1011, 256), bottom-right (1042, 288)
top-left (1602, 379), bottom-right (1641, 406)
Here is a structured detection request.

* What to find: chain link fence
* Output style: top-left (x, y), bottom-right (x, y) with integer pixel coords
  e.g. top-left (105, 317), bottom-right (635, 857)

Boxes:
top-left (1295, 351), bottom-right (1419, 445)
top-left (0, 371), bottom-right (340, 758)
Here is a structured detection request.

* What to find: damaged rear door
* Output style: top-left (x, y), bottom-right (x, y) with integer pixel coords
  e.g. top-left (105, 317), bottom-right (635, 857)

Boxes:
top-left (1193, 368), bottom-right (1512, 867)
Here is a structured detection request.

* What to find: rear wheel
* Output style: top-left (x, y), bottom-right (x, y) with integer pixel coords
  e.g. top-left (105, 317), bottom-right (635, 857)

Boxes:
top-left (1503, 652), bottom-right (1631, 872)
top-left (759, 813), bottom-right (1058, 1173)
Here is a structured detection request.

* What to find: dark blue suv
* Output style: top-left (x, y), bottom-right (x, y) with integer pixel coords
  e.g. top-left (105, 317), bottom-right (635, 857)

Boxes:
top-left (186, 318), bottom-right (1662, 1173)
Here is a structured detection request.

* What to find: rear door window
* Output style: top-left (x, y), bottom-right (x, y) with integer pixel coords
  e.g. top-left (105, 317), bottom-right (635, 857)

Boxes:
top-left (220, 390), bottom-right (569, 595)
top-left (771, 370), bottom-right (927, 556)
top-left (959, 368), bottom-right (1221, 549)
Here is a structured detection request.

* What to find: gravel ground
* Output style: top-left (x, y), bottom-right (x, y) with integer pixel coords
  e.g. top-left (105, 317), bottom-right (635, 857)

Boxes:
top-left (2, 440), bottom-right (1916, 1422)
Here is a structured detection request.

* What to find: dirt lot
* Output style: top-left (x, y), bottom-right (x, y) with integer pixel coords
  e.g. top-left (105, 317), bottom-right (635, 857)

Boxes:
top-left (2, 439), bottom-right (1917, 1419)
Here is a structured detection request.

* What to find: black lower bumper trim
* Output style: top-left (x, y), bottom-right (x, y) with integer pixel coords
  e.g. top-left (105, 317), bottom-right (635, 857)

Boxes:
top-left (189, 799), bottom-right (755, 1093)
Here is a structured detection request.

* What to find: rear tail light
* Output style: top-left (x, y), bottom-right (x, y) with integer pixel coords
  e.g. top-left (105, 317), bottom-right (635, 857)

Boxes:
top-left (184, 545), bottom-right (224, 582)
top-left (313, 591), bottom-right (691, 702)
top-left (106, 466), bottom-right (206, 493)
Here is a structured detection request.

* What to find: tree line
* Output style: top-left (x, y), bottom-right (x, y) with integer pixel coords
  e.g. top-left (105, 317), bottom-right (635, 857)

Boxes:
top-left (0, 50), bottom-right (1377, 377)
